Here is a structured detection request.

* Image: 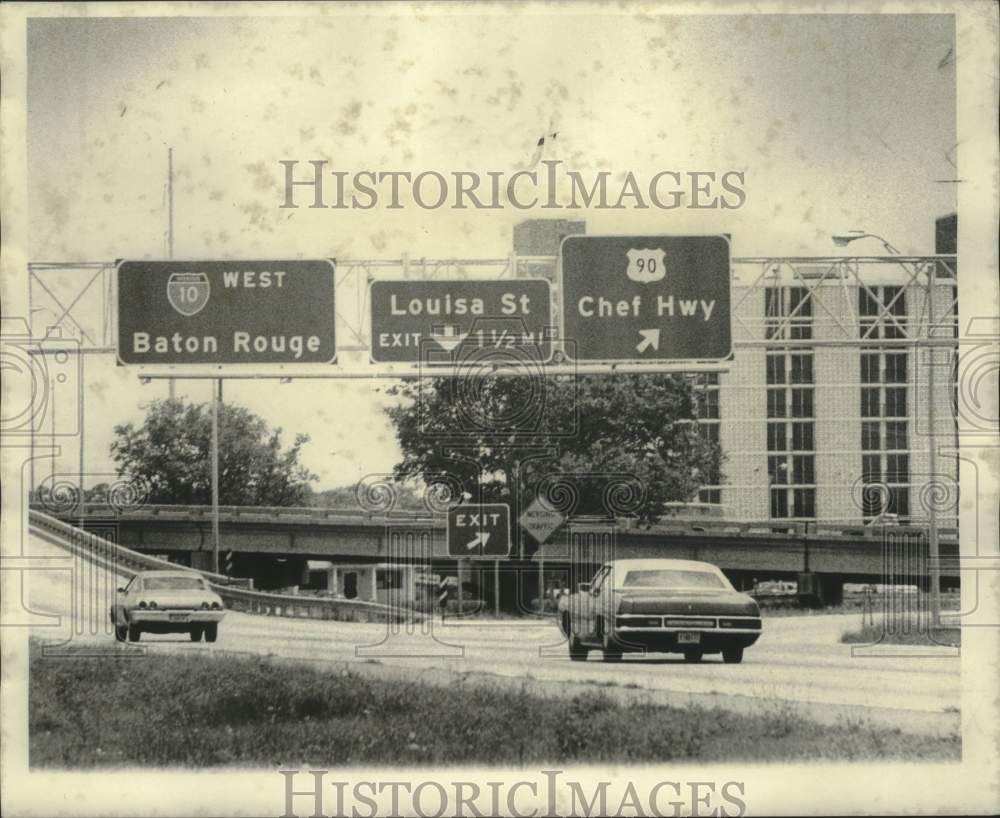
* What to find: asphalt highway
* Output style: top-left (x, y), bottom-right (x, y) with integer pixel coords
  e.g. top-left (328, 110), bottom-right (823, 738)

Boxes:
top-left (25, 533), bottom-right (960, 735)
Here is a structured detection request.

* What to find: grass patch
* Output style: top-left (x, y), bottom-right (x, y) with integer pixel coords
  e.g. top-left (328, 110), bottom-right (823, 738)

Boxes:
top-left (29, 641), bottom-right (958, 767)
top-left (841, 620), bottom-right (961, 647)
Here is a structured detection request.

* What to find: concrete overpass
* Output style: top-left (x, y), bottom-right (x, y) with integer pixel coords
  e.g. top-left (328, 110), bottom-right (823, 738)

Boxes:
top-left (38, 503), bottom-right (960, 606)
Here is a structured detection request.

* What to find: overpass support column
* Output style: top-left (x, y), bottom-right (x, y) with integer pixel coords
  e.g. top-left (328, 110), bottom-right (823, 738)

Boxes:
top-left (818, 575), bottom-right (844, 607)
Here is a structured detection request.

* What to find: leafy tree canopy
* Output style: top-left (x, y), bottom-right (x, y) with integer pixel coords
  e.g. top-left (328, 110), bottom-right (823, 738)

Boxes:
top-left (384, 373), bottom-right (722, 529)
top-left (111, 398), bottom-right (317, 506)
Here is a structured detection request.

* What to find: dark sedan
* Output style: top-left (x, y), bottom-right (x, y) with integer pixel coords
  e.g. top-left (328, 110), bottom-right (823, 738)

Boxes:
top-left (557, 558), bottom-right (762, 662)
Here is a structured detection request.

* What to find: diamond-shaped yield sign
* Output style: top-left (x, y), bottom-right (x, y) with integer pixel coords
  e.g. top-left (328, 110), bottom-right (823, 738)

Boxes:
top-left (447, 504), bottom-right (511, 558)
top-left (519, 498), bottom-right (566, 544)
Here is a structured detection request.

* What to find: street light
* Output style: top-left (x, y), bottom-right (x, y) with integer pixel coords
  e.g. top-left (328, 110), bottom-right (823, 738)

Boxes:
top-left (831, 230), bottom-right (943, 628)
top-left (831, 230), bottom-right (902, 255)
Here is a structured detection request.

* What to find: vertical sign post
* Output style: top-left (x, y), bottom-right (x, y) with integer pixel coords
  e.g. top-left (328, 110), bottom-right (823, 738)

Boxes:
top-left (926, 266), bottom-right (941, 627)
top-left (211, 378), bottom-right (220, 574)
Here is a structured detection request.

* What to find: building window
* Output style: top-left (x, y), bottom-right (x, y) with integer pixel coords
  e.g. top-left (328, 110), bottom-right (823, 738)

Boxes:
top-left (792, 455), bottom-right (815, 484)
top-left (768, 455), bottom-right (787, 485)
top-left (793, 488), bottom-right (816, 518)
top-left (790, 354), bottom-right (813, 384)
top-left (765, 287), bottom-right (815, 520)
top-left (791, 422), bottom-right (814, 451)
top-left (886, 454), bottom-right (909, 484)
top-left (770, 488), bottom-right (789, 518)
top-left (861, 353), bottom-right (880, 384)
top-left (766, 287), bottom-right (812, 341)
top-left (858, 298), bottom-right (911, 522)
top-left (885, 421), bottom-right (908, 450)
top-left (885, 387), bottom-right (907, 417)
top-left (691, 372), bottom-right (722, 505)
top-left (862, 454), bottom-right (881, 483)
top-left (861, 421), bottom-right (881, 451)
top-left (860, 286), bottom-right (908, 340)
top-left (767, 423), bottom-right (786, 452)
top-left (767, 389), bottom-right (786, 418)
top-left (791, 388), bottom-right (813, 418)
top-left (861, 388), bottom-right (880, 418)
top-left (766, 354), bottom-right (785, 385)
top-left (884, 352), bottom-right (907, 383)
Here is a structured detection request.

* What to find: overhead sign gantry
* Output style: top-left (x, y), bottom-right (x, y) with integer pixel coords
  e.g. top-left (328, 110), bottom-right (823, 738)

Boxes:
top-left (114, 237), bottom-right (733, 373)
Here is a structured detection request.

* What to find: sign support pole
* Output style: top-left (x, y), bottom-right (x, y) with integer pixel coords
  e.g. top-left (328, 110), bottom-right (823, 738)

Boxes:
top-left (494, 559), bottom-right (500, 618)
top-left (211, 377), bottom-right (221, 574)
top-left (926, 267), bottom-right (941, 628)
top-left (78, 354), bottom-right (85, 530)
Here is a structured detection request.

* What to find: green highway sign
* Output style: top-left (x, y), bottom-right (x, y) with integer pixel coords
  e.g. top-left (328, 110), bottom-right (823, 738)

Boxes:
top-left (369, 279), bottom-right (553, 364)
top-left (560, 235), bottom-right (732, 363)
top-left (117, 259), bottom-right (336, 365)
top-left (447, 504), bottom-right (511, 558)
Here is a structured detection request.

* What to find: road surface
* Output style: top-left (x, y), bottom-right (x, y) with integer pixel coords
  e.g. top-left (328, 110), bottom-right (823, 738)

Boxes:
top-left (23, 533), bottom-right (960, 735)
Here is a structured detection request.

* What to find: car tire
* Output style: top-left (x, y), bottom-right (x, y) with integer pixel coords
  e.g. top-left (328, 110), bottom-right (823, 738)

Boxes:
top-left (683, 650), bottom-right (703, 662)
top-left (205, 623), bottom-right (218, 643)
top-left (190, 628), bottom-right (203, 642)
top-left (566, 619), bottom-right (588, 661)
top-left (127, 624), bottom-right (141, 642)
top-left (114, 624), bottom-right (128, 643)
top-left (722, 646), bottom-right (744, 664)
top-left (600, 621), bottom-right (623, 662)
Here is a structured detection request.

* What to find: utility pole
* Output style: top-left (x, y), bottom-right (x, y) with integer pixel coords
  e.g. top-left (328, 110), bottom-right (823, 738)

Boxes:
top-left (167, 147), bottom-right (176, 401)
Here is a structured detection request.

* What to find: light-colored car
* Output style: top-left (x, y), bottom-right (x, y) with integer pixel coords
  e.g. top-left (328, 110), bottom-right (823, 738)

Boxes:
top-left (110, 570), bottom-right (225, 643)
top-left (557, 558), bottom-right (762, 663)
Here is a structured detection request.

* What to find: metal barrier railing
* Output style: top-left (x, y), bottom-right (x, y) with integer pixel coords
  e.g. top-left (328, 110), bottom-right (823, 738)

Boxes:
top-left (28, 510), bottom-right (421, 624)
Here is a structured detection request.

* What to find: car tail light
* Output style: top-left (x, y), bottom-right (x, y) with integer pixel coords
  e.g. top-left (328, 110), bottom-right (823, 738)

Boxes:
top-left (148, 601), bottom-right (157, 609)
top-left (719, 618), bottom-right (762, 629)
top-left (616, 616), bottom-right (661, 628)
top-left (211, 602), bottom-right (222, 610)
top-left (201, 601), bottom-right (210, 609)
top-left (665, 618), bottom-right (715, 628)
top-left (138, 601), bottom-right (148, 609)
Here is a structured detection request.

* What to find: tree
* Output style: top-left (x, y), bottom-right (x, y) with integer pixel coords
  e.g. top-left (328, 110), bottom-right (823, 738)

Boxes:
top-left (111, 398), bottom-right (317, 506)
top-left (307, 482), bottom-right (427, 511)
top-left (383, 373), bottom-right (722, 531)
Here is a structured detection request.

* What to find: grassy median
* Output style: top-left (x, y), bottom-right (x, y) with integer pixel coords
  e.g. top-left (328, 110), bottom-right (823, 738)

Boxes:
top-left (29, 641), bottom-right (958, 767)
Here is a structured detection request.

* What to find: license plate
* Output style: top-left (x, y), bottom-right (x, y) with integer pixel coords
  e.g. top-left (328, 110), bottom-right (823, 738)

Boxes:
top-left (169, 613), bottom-right (189, 622)
top-left (677, 632), bottom-right (701, 644)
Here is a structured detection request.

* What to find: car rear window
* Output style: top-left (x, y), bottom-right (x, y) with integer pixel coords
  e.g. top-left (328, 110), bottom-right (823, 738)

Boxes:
top-left (622, 569), bottom-right (726, 589)
top-left (142, 576), bottom-right (206, 591)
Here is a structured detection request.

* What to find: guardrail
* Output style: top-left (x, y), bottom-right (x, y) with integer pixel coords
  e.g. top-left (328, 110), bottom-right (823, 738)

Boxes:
top-left (29, 503), bottom-right (958, 541)
top-left (28, 510), bottom-right (422, 625)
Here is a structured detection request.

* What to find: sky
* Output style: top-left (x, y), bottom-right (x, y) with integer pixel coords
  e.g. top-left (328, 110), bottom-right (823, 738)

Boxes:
top-left (23, 10), bottom-right (957, 491)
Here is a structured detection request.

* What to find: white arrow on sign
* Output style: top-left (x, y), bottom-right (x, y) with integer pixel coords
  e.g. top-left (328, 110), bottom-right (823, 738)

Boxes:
top-left (636, 328), bottom-right (660, 353)
top-left (431, 325), bottom-right (468, 352)
top-left (466, 532), bottom-right (490, 551)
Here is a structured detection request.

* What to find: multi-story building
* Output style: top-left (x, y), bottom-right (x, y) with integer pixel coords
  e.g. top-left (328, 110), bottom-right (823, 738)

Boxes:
top-left (513, 218), bottom-right (959, 527)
